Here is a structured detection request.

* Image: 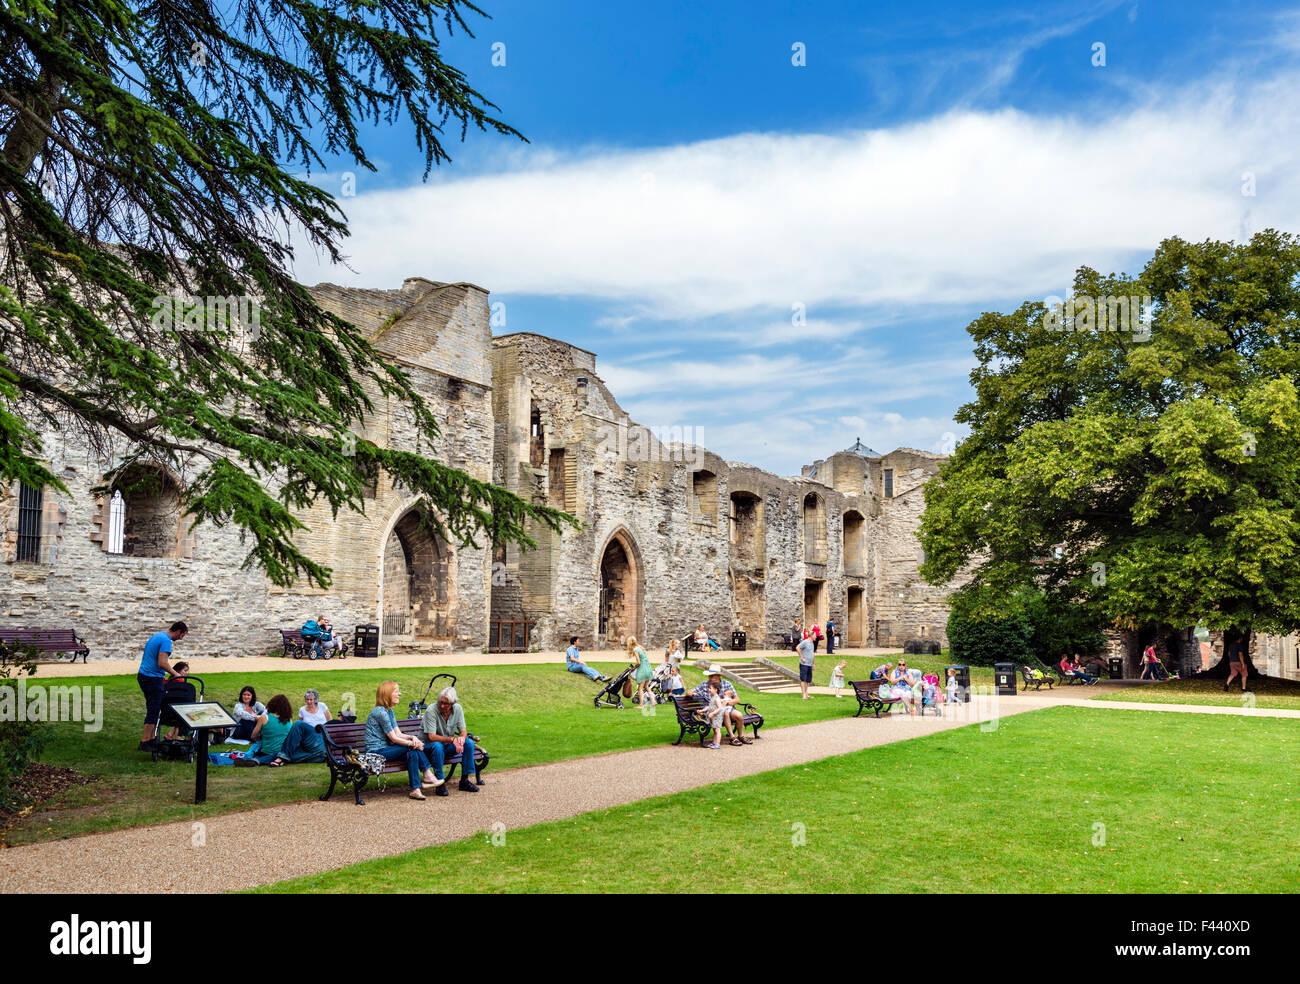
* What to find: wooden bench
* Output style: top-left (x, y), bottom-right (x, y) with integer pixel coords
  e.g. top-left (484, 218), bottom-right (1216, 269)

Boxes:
top-left (317, 717), bottom-right (488, 805)
top-left (1020, 665), bottom-right (1056, 691)
top-left (280, 629), bottom-right (346, 659)
top-left (1051, 664), bottom-right (1089, 686)
top-left (670, 695), bottom-right (763, 745)
top-left (0, 628), bottom-right (89, 664)
top-left (849, 679), bottom-right (901, 718)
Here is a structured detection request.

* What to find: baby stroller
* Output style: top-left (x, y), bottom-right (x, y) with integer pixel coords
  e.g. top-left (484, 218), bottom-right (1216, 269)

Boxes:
top-left (298, 619), bottom-right (334, 660)
top-left (918, 674), bottom-right (943, 717)
top-left (594, 665), bottom-right (634, 709)
top-left (646, 662), bottom-right (674, 705)
top-left (408, 673), bottom-right (457, 719)
top-left (153, 675), bottom-right (205, 763)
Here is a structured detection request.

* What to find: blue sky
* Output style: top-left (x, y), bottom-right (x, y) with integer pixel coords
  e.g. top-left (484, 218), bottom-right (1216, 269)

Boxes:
top-left (291, 0), bottom-right (1300, 475)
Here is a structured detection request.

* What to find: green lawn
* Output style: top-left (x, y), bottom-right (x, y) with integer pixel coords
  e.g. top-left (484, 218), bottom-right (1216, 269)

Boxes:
top-left (3, 658), bottom-right (874, 845)
top-left (254, 706), bottom-right (1300, 894)
top-left (1093, 674), bottom-right (1300, 711)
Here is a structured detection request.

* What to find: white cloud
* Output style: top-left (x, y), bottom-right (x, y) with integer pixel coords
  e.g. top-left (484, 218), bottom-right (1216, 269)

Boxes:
top-left (292, 71), bottom-right (1300, 321)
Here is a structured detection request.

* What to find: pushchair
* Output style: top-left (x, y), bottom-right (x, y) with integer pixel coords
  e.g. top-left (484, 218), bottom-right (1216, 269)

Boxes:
top-left (408, 673), bottom-right (457, 719)
top-left (918, 674), bottom-right (943, 717)
top-left (594, 665), bottom-right (634, 709)
top-left (647, 662), bottom-right (675, 705)
top-left (298, 620), bottom-right (336, 660)
top-left (153, 674), bottom-right (205, 763)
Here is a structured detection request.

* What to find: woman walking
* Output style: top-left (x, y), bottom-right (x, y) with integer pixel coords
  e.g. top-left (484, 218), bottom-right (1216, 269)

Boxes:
top-left (628, 637), bottom-right (653, 705)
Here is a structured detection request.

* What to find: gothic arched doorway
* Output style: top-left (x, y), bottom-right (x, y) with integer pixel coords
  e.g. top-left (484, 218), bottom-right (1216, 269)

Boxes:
top-left (598, 529), bottom-right (643, 647)
top-left (382, 507), bottom-right (455, 640)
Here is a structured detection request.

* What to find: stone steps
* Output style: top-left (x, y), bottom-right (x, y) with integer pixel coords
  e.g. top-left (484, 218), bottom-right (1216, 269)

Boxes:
top-left (709, 661), bottom-right (797, 692)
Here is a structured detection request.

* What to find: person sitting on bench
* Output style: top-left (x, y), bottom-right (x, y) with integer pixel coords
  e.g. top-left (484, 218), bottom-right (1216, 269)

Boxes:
top-left (317, 616), bottom-right (347, 656)
top-left (365, 681), bottom-right (441, 799)
top-left (692, 665), bottom-right (751, 745)
top-left (565, 636), bottom-right (608, 681)
top-left (421, 685), bottom-right (480, 794)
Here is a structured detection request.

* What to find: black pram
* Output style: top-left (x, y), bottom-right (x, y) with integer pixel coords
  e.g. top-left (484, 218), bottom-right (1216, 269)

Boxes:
top-left (153, 674), bottom-right (204, 763)
top-left (593, 665), bottom-right (633, 709)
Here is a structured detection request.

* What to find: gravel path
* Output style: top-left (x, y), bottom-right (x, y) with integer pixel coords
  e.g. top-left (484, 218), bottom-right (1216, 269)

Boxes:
top-left (0, 692), bottom-right (1049, 894)
top-left (2, 691), bottom-right (1291, 894)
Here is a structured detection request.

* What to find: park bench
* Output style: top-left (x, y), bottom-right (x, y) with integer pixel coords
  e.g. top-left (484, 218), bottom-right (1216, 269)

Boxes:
top-left (1020, 665), bottom-right (1056, 691)
top-left (1050, 664), bottom-right (1089, 686)
top-left (849, 679), bottom-right (901, 718)
top-left (280, 628), bottom-right (347, 659)
top-left (316, 717), bottom-right (488, 805)
top-left (670, 694), bottom-right (763, 745)
top-left (0, 628), bottom-right (89, 664)
top-left (280, 629), bottom-right (311, 659)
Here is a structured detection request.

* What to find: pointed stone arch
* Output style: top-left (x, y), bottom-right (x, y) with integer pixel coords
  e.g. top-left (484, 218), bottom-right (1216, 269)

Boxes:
top-left (378, 502), bottom-right (456, 641)
top-left (596, 525), bottom-right (644, 647)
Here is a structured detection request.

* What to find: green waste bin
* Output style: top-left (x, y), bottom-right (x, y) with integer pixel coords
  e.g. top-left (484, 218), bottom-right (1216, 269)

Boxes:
top-left (994, 662), bottom-right (1016, 696)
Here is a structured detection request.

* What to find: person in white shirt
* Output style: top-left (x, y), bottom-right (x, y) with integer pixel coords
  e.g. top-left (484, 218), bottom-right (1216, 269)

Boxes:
top-left (298, 689), bottom-right (332, 727)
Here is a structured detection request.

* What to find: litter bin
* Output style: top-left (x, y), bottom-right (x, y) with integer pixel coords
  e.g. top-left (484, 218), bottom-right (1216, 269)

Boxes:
top-left (946, 664), bottom-right (971, 703)
top-left (354, 624), bottom-right (380, 658)
top-left (1108, 655), bottom-right (1123, 680)
top-left (731, 630), bottom-right (747, 651)
top-left (994, 661), bottom-right (1016, 696)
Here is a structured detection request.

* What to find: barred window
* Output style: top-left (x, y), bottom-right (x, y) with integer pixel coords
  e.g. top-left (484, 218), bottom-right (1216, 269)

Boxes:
top-left (16, 482), bottom-right (43, 562)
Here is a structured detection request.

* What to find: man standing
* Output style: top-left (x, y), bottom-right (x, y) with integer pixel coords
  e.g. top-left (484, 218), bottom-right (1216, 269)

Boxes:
top-left (565, 635), bottom-right (607, 682)
top-left (139, 620), bottom-right (187, 750)
top-left (825, 618), bottom-right (836, 656)
top-left (797, 631), bottom-right (816, 699)
top-left (692, 665), bottom-right (751, 744)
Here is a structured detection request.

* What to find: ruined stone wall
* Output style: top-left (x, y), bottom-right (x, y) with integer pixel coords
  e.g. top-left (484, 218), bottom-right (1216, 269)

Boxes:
top-left (1, 279), bottom-right (495, 658)
top-left (488, 335), bottom-right (962, 653)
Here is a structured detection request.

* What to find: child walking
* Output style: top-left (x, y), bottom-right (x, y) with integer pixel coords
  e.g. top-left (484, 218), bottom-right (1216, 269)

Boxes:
top-left (828, 659), bottom-right (847, 697)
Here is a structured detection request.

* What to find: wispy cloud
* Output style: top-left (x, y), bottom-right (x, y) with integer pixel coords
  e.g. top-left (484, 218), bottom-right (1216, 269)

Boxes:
top-left (294, 69), bottom-right (1300, 324)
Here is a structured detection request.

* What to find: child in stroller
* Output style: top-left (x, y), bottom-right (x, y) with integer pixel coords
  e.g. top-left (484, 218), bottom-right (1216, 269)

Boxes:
top-left (154, 668), bottom-right (205, 763)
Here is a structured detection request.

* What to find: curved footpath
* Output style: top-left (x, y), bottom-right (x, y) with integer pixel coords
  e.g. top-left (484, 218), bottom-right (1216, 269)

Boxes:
top-left (3, 690), bottom-right (1295, 894)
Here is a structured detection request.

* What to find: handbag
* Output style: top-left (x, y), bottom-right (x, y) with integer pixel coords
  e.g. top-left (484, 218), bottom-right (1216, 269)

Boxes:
top-left (621, 676), bottom-right (634, 698)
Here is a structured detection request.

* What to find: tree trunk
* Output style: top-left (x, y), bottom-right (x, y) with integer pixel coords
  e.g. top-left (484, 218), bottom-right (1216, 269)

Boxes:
top-left (1201, 626), bottom-right (1261, 678)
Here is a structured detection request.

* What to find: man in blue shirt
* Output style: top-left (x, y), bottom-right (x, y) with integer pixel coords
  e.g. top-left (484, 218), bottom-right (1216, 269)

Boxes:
top-left (565, 635), bottom-right (607, 682)
top-left (139, 621), bottom-right (187, 750)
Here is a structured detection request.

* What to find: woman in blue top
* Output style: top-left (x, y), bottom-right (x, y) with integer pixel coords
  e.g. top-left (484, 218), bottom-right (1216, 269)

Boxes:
top-left (365, 681), bottom-right (441, 799)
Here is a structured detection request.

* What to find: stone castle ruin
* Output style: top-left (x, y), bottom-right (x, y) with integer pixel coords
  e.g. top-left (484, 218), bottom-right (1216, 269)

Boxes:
top-left (2, 277), bottom-right (958, 659)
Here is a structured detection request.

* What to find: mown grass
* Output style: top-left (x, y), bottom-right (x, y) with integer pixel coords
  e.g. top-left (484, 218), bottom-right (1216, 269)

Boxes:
top-left (3, 658), bottom-right (879, 845)
top-left (1092, 674), bottom-right (1300, 711)
top-left (253, 706), bottom-right (1300, 894)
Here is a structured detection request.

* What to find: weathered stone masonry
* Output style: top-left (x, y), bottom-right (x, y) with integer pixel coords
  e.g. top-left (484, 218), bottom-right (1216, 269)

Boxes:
top-left (3, 279), bottom-right (957, 659)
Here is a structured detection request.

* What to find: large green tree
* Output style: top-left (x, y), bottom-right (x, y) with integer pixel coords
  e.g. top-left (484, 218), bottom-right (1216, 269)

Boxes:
top-left (0, 0), bottom-right (574, 586)
top-left (920, 231), bottom-right (1300, 674)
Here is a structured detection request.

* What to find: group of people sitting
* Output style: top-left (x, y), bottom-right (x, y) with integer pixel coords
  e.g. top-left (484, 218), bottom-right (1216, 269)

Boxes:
top-left (868, 660), bottom-right (955, 716)
top-left (1058, 653), bottom-right (1103, 684)
top-left (224, 684), bottom-right (333, 765)
top-left (216, 679), bottom-right (481, 800)
top-left (362, 681), bottom-right (481, 800)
